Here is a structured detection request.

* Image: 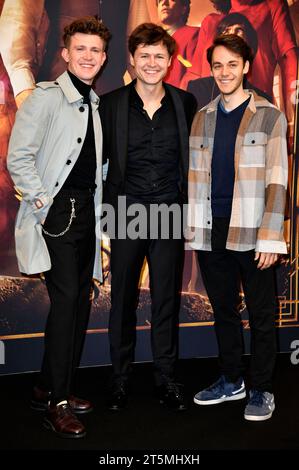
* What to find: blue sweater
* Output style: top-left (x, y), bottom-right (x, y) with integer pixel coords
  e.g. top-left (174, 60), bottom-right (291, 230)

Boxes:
top-left (211, 97), bottom-right (250, 217)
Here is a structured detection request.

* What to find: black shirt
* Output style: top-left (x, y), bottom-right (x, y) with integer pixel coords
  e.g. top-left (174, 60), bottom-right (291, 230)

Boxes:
top-left (211, 97), bottom-right (250, 217)
top-left (124, 85), bottom-right (180, 203)
top-left (63, 71), bottom-right (97, 191)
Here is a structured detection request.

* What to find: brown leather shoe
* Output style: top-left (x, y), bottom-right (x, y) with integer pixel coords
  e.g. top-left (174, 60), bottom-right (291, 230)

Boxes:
top-left (68, 395), bottom-right (93, 414)
top-left (31, 386), bottom-right (93, 414)
top-left (43, 403), bottom-right (86, 438)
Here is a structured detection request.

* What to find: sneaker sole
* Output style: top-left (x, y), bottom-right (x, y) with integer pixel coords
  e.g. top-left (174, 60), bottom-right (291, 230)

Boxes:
top-left (244, 405), bottom-right (275, 422)
top-left (194, 390), bottom-right (246, 405)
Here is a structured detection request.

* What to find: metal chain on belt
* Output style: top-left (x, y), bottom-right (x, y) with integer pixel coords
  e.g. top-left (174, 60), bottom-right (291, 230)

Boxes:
top-left (42, 198), bottom-right (76, 237)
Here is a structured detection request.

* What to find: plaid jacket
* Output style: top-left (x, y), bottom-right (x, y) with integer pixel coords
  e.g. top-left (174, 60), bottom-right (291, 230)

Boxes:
top-left (187, 91), bottom-right (288, 254)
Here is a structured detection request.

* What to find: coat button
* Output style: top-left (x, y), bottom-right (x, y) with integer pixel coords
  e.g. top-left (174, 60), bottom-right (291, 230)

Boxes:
top-left (79, 106), bottom-right (85, 112)
top-left (251, 140), bottom-right (255, 144)
top-left (77, 137), bottom-right (82, 143)
top-left (66, 159), bottom-right (71, 165)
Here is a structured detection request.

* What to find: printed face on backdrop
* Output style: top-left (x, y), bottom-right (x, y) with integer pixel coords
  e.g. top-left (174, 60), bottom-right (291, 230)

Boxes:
top-left (61, 33), bottom-right (106, 84)
top-left (221, 23), bottom-right (247, 40)
top-left (157, 0), bottom-right (187, 26)
top-left (130, 42), bottom-right (172, 87)
top-left (211, 45), bottom-right (249, 96)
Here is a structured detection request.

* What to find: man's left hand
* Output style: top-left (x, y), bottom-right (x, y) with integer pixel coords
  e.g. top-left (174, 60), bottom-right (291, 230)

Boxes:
top-left (254, 252), bottom-right (278, 270)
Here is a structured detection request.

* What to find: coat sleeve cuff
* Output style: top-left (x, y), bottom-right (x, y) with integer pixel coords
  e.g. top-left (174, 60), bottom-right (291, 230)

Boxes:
top-left (32, 195), bottom-right (53, 224)
top-left (255, 239), bottom-right (287, 254)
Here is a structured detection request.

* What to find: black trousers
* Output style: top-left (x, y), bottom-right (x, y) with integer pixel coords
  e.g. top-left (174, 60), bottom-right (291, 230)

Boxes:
top-left (197, 218), bottom-right (276, 392)
top-left (40, 188), bottom-right (95, 402)
top-left (109, 202), bottom-right (184, 386)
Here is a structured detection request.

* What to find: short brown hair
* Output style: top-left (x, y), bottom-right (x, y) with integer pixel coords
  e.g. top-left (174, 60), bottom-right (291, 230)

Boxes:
top-left (128, 22), bottom-right (176, 57)
top-left (63, 16), bottom-right (111, 50)
top-left (207, 34), bottom-right (254, 67)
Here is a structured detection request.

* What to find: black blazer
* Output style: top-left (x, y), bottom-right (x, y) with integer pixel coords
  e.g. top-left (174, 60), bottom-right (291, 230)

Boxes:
top-left (99, 81), bottom-right (197, 207)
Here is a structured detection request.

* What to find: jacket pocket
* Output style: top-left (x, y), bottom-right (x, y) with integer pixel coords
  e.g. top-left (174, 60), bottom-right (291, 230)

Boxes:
top-left (189, 136), bottom-right (210, 171)
top-left (240, 132), bottom-right (267, 167)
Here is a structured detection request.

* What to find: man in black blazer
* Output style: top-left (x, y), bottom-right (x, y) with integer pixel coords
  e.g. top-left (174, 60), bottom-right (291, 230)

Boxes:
top-left (100, 23), bottom-right (197, 411)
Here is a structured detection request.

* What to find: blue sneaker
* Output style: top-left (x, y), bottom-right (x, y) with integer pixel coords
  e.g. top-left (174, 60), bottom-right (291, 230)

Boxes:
top-left (244, 390), bottom-right (275, 421)
top-left (194, 376), bottom-right (246, 405)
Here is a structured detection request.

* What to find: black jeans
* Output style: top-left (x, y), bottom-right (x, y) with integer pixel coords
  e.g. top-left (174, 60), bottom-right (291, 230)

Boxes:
top-left (40, 188), bottom-right (95, 402)
top-left (197, 218), bottom-right (276, 392)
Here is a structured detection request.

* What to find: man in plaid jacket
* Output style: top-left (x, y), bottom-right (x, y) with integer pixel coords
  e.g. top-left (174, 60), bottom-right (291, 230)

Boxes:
top-left (187, 34), bottom-right (288, 421)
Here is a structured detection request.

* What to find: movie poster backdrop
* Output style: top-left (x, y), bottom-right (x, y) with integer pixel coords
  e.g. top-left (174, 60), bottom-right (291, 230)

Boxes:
top-left (0, 0), bottom-right (298, 373)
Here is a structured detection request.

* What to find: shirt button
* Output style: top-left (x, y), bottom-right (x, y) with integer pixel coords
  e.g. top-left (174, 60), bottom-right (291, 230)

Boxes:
top-left (79, 106), bottom-right (85, 112)
top-left (77, 138), bottom-right (82, 143)
top-left (207, 197), bottom-right (210, 201)
top-left (54, 81), bottom-right (58, 85)
top-left (66, 159), bottom-right (71, 165)
top-left (207, 221), bottom-right (211, 225)
top-left (251, 140), bottom-right (255, 144)
top-left (55, 182), bottom-right (59, 187)
top-left (200, 144), bottom-right (203, 148)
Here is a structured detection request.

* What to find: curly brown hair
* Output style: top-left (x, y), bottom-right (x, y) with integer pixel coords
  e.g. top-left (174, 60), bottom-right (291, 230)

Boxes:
top-left (63, 16), bottom-right (111, 50)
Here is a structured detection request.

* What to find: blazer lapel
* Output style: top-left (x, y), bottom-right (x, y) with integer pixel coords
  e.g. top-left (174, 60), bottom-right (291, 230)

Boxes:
top-left (116, 86), bottom-right (130, 182)
top-left (165, 84), bottom-right (189, 181)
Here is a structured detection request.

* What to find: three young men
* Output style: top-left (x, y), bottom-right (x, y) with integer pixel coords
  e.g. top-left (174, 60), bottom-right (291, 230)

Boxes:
top-left (8, 12), bottom-right (288, 436)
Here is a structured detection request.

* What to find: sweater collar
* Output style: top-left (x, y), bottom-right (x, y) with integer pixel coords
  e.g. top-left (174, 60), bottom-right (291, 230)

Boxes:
top-left (67, 70), bottom-right (91, 99)
top-left (55, 71), bottom-right (100, 106)
top-left (205, 89), bottom-right (274, 115)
